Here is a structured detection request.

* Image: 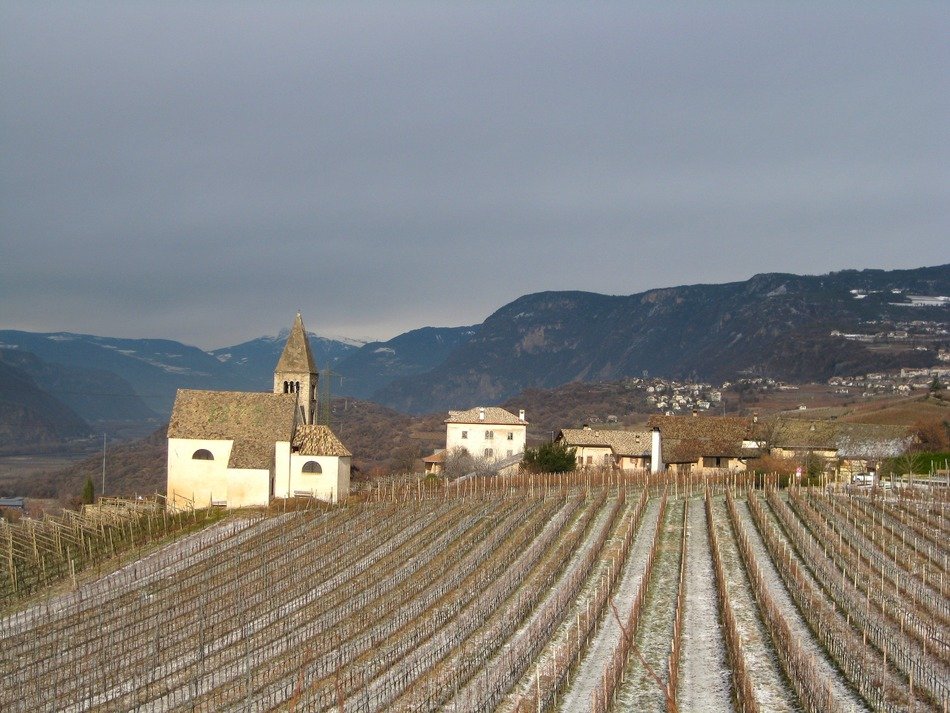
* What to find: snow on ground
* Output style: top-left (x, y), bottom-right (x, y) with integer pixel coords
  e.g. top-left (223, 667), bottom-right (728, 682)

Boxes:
top-left (554, 498), bottom-right (662, 712)
top-left (735, 499), bottom-right (868, 712)
top-left (678, 498), bottom-right (732, 713)
top-left (711, 497), bottom-right (800, 713)
top-left (614, 499), bottom-right (684, 711)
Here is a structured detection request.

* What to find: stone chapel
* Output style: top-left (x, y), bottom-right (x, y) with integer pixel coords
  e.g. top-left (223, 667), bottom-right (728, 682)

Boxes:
top-left (166, 314), bottom-right (351, 509)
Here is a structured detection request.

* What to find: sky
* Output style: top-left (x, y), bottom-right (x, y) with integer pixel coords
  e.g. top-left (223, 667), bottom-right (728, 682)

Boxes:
top-left (1, 2), bottom-right (947, 349)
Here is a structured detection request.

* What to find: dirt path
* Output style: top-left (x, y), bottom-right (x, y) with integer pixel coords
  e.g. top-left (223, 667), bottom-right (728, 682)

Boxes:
top-left (614, 498), bottom-right (684, 711)
top-left (736, 499), bottom-right (868, 712)
top-left (678, 498), bottom-right (732, 713)
top-left (710, 498), bottom-right (800, 712)
top-left (553, 497), bottom-right (661, 712)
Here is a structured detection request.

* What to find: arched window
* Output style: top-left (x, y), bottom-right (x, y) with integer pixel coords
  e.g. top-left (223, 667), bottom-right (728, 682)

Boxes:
top-left (301, 460), bottom-right (322, 474)
top-left (192, 449), bottom-right (214, 461)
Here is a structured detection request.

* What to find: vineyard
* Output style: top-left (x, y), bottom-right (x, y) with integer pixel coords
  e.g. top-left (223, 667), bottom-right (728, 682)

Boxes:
top-left (1, 472), bottom-right (947, 712)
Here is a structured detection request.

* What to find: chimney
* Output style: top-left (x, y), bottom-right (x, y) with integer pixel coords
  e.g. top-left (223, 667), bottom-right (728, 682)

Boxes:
top-left (753, 412), bottom-right (759, 423)
top-left (692, 407), bottom-right (698, 417)
top-left (479, 407), bottom-right (485, 421)
top-left (651, 427), bottom-right (663, 473)
top-left (519, 409), bottom-right (525, 422)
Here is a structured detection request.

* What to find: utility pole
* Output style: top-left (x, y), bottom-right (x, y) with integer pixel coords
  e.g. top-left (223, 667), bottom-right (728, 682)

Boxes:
top-left (320, 367), bottom-right (333, 427)
top-left (101, 433), bottom-right (107, 499)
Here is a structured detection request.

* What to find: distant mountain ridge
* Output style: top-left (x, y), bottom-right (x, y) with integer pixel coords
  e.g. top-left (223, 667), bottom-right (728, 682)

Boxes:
top-left (374, 265), bottom-right (950, 412)
top-left (0, 348), bottom-right (157, 424)
top-left (332, 326), bottom-right (477, 398)
top-left (0, 329), bottom-right (364, 417)
top-left (1, 264), bottom-right (947, 428)
top-left (0, 355), bottom-right (90, 451)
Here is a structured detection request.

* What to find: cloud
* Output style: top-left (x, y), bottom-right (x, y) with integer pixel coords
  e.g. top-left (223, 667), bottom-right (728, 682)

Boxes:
top-left (1, 2), bottom-right (947, 348)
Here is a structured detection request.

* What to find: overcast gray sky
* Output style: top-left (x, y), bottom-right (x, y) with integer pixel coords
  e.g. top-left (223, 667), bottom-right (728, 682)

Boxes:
top-left (2, 2), bottom-right (947, 349)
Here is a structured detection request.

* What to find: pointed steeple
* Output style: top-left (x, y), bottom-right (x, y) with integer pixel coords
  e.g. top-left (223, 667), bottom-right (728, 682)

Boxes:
top-left (276, 312), bottom-right (316, 373)
top-left (274, 313), bottom-right (318, 425)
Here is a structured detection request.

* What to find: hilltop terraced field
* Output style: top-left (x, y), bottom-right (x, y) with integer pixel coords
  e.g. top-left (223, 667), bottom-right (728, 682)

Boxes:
top-left (1, 474), bottom-right (947, 712)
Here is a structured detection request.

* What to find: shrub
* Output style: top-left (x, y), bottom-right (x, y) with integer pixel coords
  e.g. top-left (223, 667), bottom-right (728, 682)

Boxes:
top-left (521, 442), bottom-right (577, 473)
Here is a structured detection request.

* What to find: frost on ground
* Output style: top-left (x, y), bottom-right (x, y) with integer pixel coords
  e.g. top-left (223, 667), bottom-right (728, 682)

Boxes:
top-left (615, 499), bottom-right (684, 712)
top-left (711, 498), bottom-right (799, 713)
top-left (678, 498), bottom-right (732, 713)
top-left (1, 516), bottom-right (266, 636)
top-left (736, 499), bottom-right (868, 713)
top-left (554, 498), bottom-right (662, 712)
top-left (469, 496), bottom-right (619, 713)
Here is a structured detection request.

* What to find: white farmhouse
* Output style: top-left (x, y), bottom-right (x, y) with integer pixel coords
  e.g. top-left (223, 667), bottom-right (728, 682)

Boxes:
top-left (425, 406), bottom-right (528, 476)
top-left (166, 314), bottom-right (350, 509)
top-left (445, 406), bottom-right (527, 464)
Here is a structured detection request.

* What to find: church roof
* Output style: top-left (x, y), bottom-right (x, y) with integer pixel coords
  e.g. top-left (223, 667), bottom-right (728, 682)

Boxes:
top-left (276, 313), bottom-right (316, 374)
top-left (293, 425), bottom-right (352, 457)
top-left (167, 390), bottom-right (296, 469)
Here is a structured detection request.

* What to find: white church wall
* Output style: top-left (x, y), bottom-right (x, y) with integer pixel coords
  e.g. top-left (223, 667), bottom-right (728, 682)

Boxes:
top-left (225, 468), bottom-right (271, 508)
top-left (167, 438), bottom-right (272, 509)
top-left (167, 437), bottom-right (233, 510)
top-left (288, 453), bottom-right (349, 503)
top-left (337, 457), bottom-right (351, 500)
top-left (274, 441), bottom-right (292, 498)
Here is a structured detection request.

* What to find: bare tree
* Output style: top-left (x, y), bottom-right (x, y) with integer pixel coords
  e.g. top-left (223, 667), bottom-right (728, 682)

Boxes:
top-left (443, 447), bottom-right (474, 480)
top-left (389, 444), bottom-right (422, 475)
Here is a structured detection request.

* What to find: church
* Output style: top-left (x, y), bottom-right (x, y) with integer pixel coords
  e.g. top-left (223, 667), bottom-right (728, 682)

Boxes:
top-left (166, 314), bottom-right (351, 509)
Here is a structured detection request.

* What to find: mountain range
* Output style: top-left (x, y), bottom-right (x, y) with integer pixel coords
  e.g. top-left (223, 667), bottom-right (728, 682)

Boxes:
top-left (1, 265), bottom-right (947, 443)
top-left (376, 265), bottom-right (949, 412)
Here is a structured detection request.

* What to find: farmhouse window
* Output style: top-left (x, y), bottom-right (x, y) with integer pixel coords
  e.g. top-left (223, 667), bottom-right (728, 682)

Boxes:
top-left (302, 461), bottom-right (322, 474)
top-left (485, 430), bottom-right (494, 440)
top-left (484, 448), bottom-right (493, 457)
top-left (461, 431), bottom-right (468, 439)
top-left (192, 449), bottom-right (214, 460)
top-left (507, 433), bottom-right (514, 440)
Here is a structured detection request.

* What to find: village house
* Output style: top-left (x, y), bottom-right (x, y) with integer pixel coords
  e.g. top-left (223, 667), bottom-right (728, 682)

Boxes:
top-left (166, 314), bottom-right (351, 509)
top-left (648, 414), bottom-right (755, 473)
top-left (422, 449), bottom-right (446, 476)
top-left (759, 418), bottom-right (912, 478)
top-left (426, 406), bottom-right (528, 476)
top-left (556, 427), bottom-right (654, 471)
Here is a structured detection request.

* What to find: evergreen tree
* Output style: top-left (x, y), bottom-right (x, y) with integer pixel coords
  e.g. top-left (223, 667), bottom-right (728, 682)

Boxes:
top-left (81, 477), bottom-right (95, 505)
top-left (522, 442), bottom-right (577, 473)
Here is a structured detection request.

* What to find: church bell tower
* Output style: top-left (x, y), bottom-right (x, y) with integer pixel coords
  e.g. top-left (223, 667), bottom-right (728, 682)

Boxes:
top-left (274, 313), bottom-right (318, 425)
